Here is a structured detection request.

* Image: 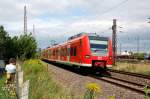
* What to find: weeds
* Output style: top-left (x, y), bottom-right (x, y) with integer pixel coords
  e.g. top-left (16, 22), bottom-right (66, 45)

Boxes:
top-left (144, 85), bottom-right (150, 99)
top-left (114, 62), bottom-right (150, 75)
top-left (22, 59), bottom-right (72, 99)
top-left (126, 64), bottom-right (136, 72)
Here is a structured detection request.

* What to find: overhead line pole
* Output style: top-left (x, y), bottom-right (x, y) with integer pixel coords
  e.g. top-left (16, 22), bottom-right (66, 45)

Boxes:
top-left (24, 5), bottom-right (27, 34)
top-left (32, 24), bottom-right (35, 37)
top-left (112, 19), bottom-right (117, 66)
top-left (120, 43), bottom-right (122, 55)
top-left (137, 36), bottom-right (140, 53)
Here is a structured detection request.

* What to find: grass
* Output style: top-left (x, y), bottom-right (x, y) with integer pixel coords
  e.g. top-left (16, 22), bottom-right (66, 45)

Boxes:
top-left (22, 59), bottom-right (74, 99)
top-left (112, 62), bottom-right (150, 75)
top-left (0, 75), bottom-right (17, 99)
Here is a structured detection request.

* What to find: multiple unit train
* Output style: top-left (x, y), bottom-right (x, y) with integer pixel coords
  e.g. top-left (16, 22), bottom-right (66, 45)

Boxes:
top-left (42, 33), bottom-right (113, 69)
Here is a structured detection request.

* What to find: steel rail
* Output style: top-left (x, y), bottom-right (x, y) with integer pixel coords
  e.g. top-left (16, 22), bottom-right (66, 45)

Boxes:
top-left (88, 75), bottom-right (148, 96)
top-left (107, 76), bottom-right (145, 87)
top-left (107, 69), bottom-right (150, 79)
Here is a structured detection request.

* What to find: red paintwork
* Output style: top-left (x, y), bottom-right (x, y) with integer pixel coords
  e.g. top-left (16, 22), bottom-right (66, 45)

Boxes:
top-left (42, 34), bottom-right (113, 67)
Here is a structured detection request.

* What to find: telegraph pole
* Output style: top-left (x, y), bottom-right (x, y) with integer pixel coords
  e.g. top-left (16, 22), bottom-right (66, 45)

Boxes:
top-left (112, 19), bottom-right (117, 66)
top-left (32, 24), bottom-right (35, 37)
top-left (120, 43), bottom-right (122, 55)
top-left (24, 5), bottom-right (27, 34)
top-left (137, 36), bottom-right (140, 53)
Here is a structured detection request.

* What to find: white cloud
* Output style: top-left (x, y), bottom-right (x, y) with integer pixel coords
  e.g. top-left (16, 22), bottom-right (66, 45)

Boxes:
top-left (0, 0), bottom-right (150, 52)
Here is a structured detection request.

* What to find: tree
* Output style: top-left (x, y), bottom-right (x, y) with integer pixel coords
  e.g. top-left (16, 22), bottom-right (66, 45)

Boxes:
top-left (5, 36), bottom-right (19, 59)
top-left (17, 33), bottom-right (37, 59)
top-left (0, 26), bottom-right (9, 59)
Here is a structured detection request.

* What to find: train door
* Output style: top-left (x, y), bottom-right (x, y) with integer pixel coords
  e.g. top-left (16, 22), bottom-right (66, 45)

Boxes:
top-left (67, 45), bottom-right (70, 62)
top-left (78, 39), bottom-right (82, 63)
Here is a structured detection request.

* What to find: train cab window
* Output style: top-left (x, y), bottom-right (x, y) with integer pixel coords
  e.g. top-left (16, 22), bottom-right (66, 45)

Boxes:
top-left (89, 36), bottom-right (108, 56)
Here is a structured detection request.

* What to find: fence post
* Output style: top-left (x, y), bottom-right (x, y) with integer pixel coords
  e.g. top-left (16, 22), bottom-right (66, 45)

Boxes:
top-left (16, 64), bottom-right (29, 99)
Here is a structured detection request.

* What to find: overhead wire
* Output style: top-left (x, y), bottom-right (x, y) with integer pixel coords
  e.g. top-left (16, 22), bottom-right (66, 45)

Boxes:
top-left (98, 0), bottom-right (129, 17)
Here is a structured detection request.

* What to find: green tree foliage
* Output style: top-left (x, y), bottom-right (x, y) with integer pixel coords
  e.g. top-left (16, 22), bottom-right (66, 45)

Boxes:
top-left (133, 53), bottom-right (145, 60)
top-left (0, 26), bottom-right (10, 59)
top-left (0, 25), bottom-right (37, 60)
top-left (17, 33), bottom-right (37, 59)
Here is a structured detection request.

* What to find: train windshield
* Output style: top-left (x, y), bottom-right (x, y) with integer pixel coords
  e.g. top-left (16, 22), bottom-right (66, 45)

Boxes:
top-left (89, 36), bottom-right (108, 56)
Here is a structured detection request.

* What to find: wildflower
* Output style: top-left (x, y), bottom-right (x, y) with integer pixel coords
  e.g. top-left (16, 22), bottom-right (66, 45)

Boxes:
top-left (2, 87), bottom-right (7, 91)
top-left (10, 91), bottom-right (16, 96)
top-left (86, 83), bottom-right (101, 93)
top-left (84, 83), bottom-right (101, 99)
top-left (109, 96), bottom-right (116, 99)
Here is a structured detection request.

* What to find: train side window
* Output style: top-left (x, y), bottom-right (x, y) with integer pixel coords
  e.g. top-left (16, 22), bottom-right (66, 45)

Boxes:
top-left (60, 48), bottom-right (63, 56)
top-left (74, 47), bottom-right (77, 56)
top-left (62, 48), bottom-right (64, 56)
top-left (56, 50), bottom-right (58, 56)
top-left (54, 50), bottom-right (56, 56)
top-left (64, 48), bottom-right (66, 56)
top-left (67, 48), bottom-right (70, 56)
top-left (70, 47), bottom-right (73, 56)
top-left (65, 48), bottom-right (67, 56)
top-left (64, 48), bottom-right (67, 56)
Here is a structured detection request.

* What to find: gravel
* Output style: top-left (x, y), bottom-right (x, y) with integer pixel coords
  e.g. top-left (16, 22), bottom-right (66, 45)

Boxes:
top-left (45, 62), bottom-right (145, 99)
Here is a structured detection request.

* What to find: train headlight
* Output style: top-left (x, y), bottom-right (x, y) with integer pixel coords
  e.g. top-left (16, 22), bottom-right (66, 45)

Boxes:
top-left (85, 55), bottom-right (91, 58)
top-left (109, 56), bottom-right (112, 60)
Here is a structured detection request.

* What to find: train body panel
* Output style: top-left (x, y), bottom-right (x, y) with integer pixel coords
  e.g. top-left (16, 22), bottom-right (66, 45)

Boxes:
top-left (42, 33), bottom-right (113, 68)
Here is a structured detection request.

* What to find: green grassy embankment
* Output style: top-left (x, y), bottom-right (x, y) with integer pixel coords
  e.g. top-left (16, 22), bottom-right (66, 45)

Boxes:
top-left (113, 62), bottom-right (150, 75)
top-left (22, 59), bottom-right (73, 99)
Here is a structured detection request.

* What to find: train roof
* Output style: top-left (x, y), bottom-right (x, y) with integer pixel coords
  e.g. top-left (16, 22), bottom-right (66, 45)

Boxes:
top-left (68, 32), bottom-right (108, 41)
top-left (44, 32), bottom-right (109, 50)
top-left (68, 32), bottom-right (93, 40)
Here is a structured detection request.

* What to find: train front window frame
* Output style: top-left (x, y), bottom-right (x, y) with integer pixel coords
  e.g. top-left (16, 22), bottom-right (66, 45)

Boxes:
top-left (89, 36), bottom-right (108, 56)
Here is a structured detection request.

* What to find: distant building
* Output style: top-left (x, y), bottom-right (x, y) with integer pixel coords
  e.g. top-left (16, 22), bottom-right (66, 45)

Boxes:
top-left (144, 53), bottom-right (150, 60)
top-left (121, 50), bottom-right (131, 56)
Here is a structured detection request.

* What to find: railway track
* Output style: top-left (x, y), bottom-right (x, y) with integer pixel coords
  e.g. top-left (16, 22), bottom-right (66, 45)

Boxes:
top-left (107, 69), bottom-right (150, 86)
top-left (43, 60), bottom-right (150, 96)
top-left (107, 69), bottom-right (150, 80)
top-left (88, 69), bottom-right (150, 96)
top-left (89, 75), bottom-right (146, 95)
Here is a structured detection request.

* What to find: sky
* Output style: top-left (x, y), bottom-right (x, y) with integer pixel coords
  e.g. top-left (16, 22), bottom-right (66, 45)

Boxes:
top-left (0, 0), bottom-right (150, 53)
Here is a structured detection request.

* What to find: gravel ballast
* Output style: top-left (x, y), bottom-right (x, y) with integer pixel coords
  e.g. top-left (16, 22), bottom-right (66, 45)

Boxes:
top-left (45, 62), bottom-right (145, 99)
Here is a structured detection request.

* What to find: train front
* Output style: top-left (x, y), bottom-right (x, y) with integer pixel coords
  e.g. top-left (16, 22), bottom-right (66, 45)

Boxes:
top-left (83, 34), bottom-right (113, 69)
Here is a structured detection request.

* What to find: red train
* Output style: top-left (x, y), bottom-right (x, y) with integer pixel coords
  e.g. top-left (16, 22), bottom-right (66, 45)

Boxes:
top-left (42, 33), bottom-right (113, 69)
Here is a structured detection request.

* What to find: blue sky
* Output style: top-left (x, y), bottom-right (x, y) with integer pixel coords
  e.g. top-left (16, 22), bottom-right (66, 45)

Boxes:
top-left (0, 0), bottom-right (150, 53)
